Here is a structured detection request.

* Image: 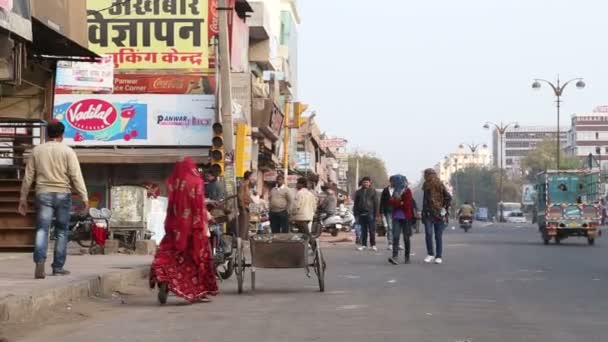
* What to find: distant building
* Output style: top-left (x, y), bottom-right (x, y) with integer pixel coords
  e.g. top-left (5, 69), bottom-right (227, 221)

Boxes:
top-left (492, 126), bottom-right (567, 174)
top-left (566, 111), bottom-right (608, 169)
top-left (436, 145), bottom-right (492, 185)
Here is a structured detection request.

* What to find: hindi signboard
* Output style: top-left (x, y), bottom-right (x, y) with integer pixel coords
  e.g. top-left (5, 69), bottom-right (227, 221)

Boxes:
top-left (53, 94), bottom-right (215, 146)
top-left (87, 0), bottom-right (210, 69)
top-left (55, 56), bottom-right (114, 94)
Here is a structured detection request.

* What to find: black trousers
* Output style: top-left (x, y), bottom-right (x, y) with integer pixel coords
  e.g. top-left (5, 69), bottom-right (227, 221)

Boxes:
top-left (270, 210), bottom-right (290, 234)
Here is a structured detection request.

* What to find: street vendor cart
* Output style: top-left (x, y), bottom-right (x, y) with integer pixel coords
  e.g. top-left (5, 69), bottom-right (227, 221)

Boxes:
top-left (233, 223), bottom-right (327, 293)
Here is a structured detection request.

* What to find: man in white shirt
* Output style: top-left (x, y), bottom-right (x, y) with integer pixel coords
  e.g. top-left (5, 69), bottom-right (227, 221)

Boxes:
top-left (291, 177), bottom-right (317, 234)
top-left (268, 174), bottom-right (293, 233)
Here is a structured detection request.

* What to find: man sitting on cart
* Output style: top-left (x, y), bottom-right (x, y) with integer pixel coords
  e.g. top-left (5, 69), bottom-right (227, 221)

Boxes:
top-left (292, 177), bottom-right (318, 239)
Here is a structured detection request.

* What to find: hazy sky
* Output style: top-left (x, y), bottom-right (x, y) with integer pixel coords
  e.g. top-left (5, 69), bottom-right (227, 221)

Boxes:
top-left (297, 0), bottom-right (606, 182)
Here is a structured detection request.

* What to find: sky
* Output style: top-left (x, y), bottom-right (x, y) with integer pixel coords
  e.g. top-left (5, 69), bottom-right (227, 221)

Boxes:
top-left (297, 0), bottom-right (607, 182)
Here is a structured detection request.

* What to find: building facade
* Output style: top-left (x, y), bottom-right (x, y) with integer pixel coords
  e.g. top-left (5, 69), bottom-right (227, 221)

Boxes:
top-left (493, 126), bottom-right (567, 174)
top-left (566, 111), bottom-right (608, 169)
top-left (436, 145), bottom-right (492, 185)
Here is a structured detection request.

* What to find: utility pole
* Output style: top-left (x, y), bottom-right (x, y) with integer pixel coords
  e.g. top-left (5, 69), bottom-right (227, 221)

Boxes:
top-left (217, 0), bottom-right (238, 217)
top-left (355, 156), bottom-right (360, 194)
top-left (283, 99), bottom-right (291, 177)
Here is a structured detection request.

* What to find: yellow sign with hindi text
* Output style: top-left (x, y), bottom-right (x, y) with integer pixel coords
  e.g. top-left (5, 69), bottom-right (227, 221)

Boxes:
top-left (87, 0), bottom-right (210, 69)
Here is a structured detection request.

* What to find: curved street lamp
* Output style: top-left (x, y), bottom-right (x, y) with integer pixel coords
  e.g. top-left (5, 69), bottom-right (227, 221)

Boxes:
top-left (532, 76), bottom-right (586, 170)
top-left (484, 122), bottom-right (519, 221)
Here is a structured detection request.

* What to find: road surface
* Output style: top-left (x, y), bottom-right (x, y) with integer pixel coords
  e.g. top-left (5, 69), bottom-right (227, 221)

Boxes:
top-left (4, 223), bottom-right (608, 342)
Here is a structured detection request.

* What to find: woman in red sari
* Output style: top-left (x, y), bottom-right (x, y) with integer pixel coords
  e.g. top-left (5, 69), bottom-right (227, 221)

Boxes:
top-left (150, 157), bottom-right (218, 303)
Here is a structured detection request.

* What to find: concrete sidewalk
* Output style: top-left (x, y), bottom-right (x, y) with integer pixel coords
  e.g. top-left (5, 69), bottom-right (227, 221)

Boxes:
top-left (0, 254), bottom-right (152, 323)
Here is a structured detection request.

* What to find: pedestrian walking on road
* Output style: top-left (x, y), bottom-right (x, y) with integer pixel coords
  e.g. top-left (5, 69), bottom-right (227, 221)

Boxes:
top-left (380, 177), bottom-right (395, 250)
top-left (291, 177), bottom-right (317, 233)
top-left (422, 168), bottom-right (452, 264)
top-left (150, 157), bottom-right (218, 303)
top-left (269, 174), bottom-right (293, 233)
top-left (19, 121), bottom-right (88, 279)
top-left (354, 177), bottom-right (379, 252)
top-left (388, 175), bottom-right (414, 265)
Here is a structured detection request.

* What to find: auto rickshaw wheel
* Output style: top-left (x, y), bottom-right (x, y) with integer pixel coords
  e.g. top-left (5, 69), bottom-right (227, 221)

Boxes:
top-left (554, 236), bottom-right (561, 244)
top-left (588, 237), bottom-right (595, 246)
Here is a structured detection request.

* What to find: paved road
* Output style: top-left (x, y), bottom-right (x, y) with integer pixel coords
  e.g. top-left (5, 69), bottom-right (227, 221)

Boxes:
top-left (6, 223), bottom-right (608, 342)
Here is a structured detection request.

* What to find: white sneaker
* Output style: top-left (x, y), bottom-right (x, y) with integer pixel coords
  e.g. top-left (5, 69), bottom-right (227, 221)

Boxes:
top-left (399, 245), bottom-right (405, 251)
top-left (357, 246), bottom-right (367, 251)
top-left (424, 255), bottom-right (435, 263)
top-left (371, 246), bottom-right (378, 252)
top-left (434, 258), bottom-right (443, 264)
top-left (386, 246), bottom-right (392, 251)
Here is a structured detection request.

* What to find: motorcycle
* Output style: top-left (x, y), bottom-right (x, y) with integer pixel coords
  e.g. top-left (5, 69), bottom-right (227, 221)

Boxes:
top-left (459, 216), bottom-right (473, 233)
top-left (51, 208), bottom-right (111, 252)
top-left (338, 205), bottom-right (356, 232)
top-left (314, 212), bottom-right (346, 237)
top-left (207, 196), bottom-right (237, 280)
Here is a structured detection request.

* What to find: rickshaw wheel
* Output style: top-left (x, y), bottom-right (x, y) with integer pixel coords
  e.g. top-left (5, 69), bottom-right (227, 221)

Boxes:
top-left (235, 238), bottom-right (245, 294)
top-left (314, 243), bottom-right (325, 292)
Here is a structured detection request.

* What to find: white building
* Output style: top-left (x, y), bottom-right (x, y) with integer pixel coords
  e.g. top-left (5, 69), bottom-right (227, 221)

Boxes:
top-left (492, 126), bottom-right (567, 174)
top-left (566, 111), bottom-right (608, 169)
top-left (436, 145), bottom-right (493, 185)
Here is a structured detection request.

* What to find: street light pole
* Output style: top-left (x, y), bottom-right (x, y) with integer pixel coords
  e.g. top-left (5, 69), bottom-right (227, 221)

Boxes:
top-left (484, 122), bottom-right (519, 222)
top-left (532, 76), bottom-right (586, 170)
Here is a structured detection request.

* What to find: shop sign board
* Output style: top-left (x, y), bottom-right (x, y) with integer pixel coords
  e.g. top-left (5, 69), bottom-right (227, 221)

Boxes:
top-left (112, 74), bottom-right (216, 95)
top-left (87, 0), bottom-right (210, 69)
top-left (55, 55), bottom-right (114, 94)
top-left (53, 94), bottom-right (215, 146)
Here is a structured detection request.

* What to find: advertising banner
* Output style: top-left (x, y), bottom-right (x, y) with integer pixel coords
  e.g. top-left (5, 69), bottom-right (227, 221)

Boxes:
top-left (522, 184), bottom-right (536, 206)
top-left (53, 94), bottom-right (215, 146)
top-left (55, 56), bottom-right (114, 94)
top-left (87, 0), bottom-right (209, 69)
top-left (113, 74), bottom-right (216, 94)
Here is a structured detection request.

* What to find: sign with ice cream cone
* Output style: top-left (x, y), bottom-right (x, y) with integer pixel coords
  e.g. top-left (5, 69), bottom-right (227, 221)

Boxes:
top-left (53, 94), bottom-right (215, 146)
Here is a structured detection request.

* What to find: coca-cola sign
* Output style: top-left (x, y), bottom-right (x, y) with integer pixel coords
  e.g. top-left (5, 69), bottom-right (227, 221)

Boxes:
top-left (66, 99), bottom-right (118, 131)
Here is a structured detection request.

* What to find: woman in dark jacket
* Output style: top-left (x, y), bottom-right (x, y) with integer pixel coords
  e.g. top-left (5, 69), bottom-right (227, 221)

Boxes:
top-left (422, 168), bottom-right (452, 265)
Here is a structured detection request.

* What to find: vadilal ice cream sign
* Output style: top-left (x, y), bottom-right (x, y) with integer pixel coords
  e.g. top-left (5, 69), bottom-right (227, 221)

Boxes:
top-left (53, 94), bottom-right (215, 146)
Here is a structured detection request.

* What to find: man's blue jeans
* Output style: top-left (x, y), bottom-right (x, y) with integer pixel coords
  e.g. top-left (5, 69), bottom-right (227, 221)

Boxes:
top-left (34, 193), bottom-right (72, 271)
top-left (383, 213), bottom-right (393, 246)
top-left (424, 220), bottom-right (446, 258)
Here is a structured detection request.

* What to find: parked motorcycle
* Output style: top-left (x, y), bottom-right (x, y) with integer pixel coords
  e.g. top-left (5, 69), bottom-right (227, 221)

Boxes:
top-left (50, 208), bottom-right (111, 251)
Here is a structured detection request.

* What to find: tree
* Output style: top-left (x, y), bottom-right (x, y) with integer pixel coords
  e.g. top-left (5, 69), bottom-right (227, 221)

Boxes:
top-left (451, 166), bottom-right (522, 217)
top-left (346, 152), bottom-right (390, 191)
top-left (521, 138), bottom-right (581, 180)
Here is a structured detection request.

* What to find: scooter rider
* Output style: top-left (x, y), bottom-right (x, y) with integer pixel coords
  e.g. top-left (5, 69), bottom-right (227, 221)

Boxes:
top-left (457, 201), bottom-right (475, 224)
top-left (318, 185), bottom-right (337, 217)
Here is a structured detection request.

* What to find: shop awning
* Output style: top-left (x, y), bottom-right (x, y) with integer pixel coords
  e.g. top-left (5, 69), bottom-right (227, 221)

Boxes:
top-left (74, 148), bottom-right (210, 164)
top-left (30, 17), bottom-right (99, 60)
